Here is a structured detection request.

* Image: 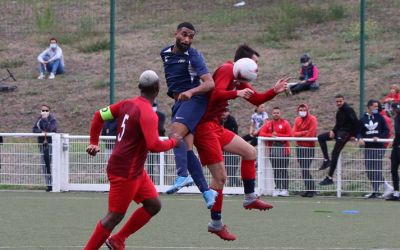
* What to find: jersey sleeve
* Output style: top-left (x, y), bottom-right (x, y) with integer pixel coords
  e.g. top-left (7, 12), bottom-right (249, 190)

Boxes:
top-left (139, 106), bottom-right (177, 152)
top-left (190, 50), bottom-right (209, 77)
top-left (89, 102), bottom-right (123, 145)
top-left (237, 82), bottom-right (277, 106)
top-left (307, 65), bottom-right (318, 82)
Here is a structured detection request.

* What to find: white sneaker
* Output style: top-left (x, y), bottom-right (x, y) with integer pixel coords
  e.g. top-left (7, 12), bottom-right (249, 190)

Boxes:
top-left (49, 73), bottom-right (55, 79)
top-left (383, 182), bottom-right (394, 198)
top-left (272, 189), bottom-right (280, 197)
top-left (279, 189), bottom-right (289, 197)
top-left (38, 73), bottom-right (45, 80)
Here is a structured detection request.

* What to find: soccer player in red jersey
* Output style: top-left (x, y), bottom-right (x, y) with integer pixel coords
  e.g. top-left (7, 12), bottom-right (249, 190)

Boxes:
top-left (194, 44), bottom-right (289, 241)
top-left (83, 70), bottom-right (181, 250)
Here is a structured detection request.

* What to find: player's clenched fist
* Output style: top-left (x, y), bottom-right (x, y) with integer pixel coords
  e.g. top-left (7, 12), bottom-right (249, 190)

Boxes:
top-left (86, 144), bottom-right (100, 156)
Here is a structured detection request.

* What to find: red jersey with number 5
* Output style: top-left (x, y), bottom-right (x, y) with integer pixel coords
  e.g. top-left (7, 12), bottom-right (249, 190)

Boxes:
top-left (89, 96), bottom-right (177, 179)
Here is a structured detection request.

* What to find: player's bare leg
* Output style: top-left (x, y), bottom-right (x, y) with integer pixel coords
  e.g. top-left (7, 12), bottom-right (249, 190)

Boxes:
top-left (107, 198), bottom-right (161, 250)
top-left (223, 135), bottom-right (273, 211)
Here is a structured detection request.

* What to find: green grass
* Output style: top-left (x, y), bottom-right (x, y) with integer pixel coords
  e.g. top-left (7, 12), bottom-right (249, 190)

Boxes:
top-left (78, 39), bottom-right (110, 53)
top-left (0, 191), bottom-right (399, 249)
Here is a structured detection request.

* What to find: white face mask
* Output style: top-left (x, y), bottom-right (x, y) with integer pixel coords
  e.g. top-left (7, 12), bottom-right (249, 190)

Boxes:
top-left (50, 44), bottom-right (57, 49)
top-left (41, 111), bottom-right (50, 118)
top-left (152, 106), bottom-right (157, 112)
top-left (298, 111), bottom-right (307, 117)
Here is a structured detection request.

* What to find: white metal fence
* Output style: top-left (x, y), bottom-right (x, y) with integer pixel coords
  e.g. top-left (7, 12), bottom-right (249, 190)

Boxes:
top-left (0, 133), bottom-right (394, 197)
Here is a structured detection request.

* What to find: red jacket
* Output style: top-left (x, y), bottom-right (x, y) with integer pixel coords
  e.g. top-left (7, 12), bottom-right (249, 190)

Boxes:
top-left (380, 110), bottom-right (393, 148)
top-left (292, 104), bottom-right (318, 147)
top-left (259, 118), bottom-right (292, 156)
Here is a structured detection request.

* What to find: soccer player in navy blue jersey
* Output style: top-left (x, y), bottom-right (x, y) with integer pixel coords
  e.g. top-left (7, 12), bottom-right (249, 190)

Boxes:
top-left (160, 22), bottom-right (217, 208)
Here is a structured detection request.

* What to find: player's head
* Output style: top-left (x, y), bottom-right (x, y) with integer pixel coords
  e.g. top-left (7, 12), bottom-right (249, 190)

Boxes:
top-left (300, 53), bottom-right (311, 65)
top-left (367, 99), bottom-right (379, 114)
top-left (234, 44), bottom-right (260, 64)
top-left (335, 94), bottom-right (345, 108)
top-left (138, 70), bottom-right (160, 98)
top-left (174, 22), bottom-right (196, 52)
top-left (271, 107), bottom-right (281, 121)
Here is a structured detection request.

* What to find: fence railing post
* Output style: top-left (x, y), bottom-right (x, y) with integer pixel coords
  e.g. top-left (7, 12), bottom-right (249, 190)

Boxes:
top-left (336, 154), bottom-right (342, 197)
top-left (51, 134), bottom-right (62, 192)
top-left (257, 138), bottom-right (266, 195)
top-left (159, 151), bottom-right (165, 186)
top-left (61, 134), bottom-right (70, 191)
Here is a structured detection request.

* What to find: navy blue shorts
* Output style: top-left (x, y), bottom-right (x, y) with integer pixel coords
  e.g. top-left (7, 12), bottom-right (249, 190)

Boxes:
top-left (171, 94), bottom-right (208, 134)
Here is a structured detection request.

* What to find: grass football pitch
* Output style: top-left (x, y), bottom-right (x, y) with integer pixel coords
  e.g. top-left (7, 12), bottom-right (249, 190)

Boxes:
top-left (0, 191), bottom-right (398, 250)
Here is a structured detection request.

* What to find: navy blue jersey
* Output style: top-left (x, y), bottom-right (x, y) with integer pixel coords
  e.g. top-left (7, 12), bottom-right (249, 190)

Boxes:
top-left (160, 46), bottom-right (209, 97)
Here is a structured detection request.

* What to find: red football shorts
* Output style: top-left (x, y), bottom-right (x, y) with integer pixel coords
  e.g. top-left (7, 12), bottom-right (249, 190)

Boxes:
top-left (108, 171), bottom-right (158, 214)
top-left (194, 121), bottom-right (236, 166)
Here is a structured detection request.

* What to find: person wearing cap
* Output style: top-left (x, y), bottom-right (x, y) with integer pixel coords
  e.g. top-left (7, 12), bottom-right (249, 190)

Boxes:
top-left (292, 103), bottom-right (318, 197)
top-left (287, 53), bottom-right (319, 95)
top-left (83, 70), bottom-right (181, 250)
top-left (32, 104), bottom-right (57, 192)
top-left (160, 22), bottom-right (217, 207)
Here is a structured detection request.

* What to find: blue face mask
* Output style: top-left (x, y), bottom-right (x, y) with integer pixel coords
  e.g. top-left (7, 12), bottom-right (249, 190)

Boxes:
top-left (372, 109), bottom-right (378, 114)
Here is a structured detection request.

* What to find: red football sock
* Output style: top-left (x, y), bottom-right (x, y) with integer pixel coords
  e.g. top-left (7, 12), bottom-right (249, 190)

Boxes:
top-left (241, 159), bottom-right (256, 179)
top-left (84, 221), bottom-right (111, 250)
top-left (211, 189), bottom-right (224, 214)
top-left (114, 206), bottom-right (152, 242)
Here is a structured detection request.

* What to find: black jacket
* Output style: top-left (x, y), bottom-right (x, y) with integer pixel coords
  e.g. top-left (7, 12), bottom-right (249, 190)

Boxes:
top-left (32, 114), bottom-right (57, 144)
top-left (357, 112), bottom-right (389, 148)
top-left (332, 103), bottom-right (359, 136)
top-left (221, 115), bottom-right (238, 134)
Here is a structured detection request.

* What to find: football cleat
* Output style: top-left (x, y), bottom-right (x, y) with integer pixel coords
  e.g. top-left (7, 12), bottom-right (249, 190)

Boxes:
top-left (243, 197), bottom-right (273, 211)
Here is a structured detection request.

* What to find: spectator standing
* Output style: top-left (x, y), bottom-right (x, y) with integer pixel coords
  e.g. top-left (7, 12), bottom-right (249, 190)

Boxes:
top-left (259, 107), bottom-right (292, 197)
top-left (288, 54), bottom-right (319, 95)
top-left (292, 104), bottom-right (318, 197)
top-left (318, 94), bottom-right (359, 185)
top-left (37, 37), bottom-right (65, 80)
top-left (242, 104), bottom-right (268, 146)
top-left (386, 103), bottom-right (400, 201)
top-left (221, 108), bottom-right (240, 187)
top-left (101, 119), bottom-right (118, 160)
top-left (32, 104), bottom-right (57, 192)
top-left (357, 99), bottom-right (393, 198)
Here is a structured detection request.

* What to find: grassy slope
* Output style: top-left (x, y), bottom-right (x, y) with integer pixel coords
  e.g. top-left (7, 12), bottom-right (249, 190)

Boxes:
top-left (0, 0), bottom-right (399, 135)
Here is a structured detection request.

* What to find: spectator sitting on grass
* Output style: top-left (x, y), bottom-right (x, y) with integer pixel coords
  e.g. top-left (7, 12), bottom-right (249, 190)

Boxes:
top-left (37, 37), bottom-right (64, 80)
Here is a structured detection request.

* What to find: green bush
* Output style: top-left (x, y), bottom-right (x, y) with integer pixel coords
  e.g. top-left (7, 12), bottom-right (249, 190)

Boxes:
top-left (35, 3), bottom-right (54, 32)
